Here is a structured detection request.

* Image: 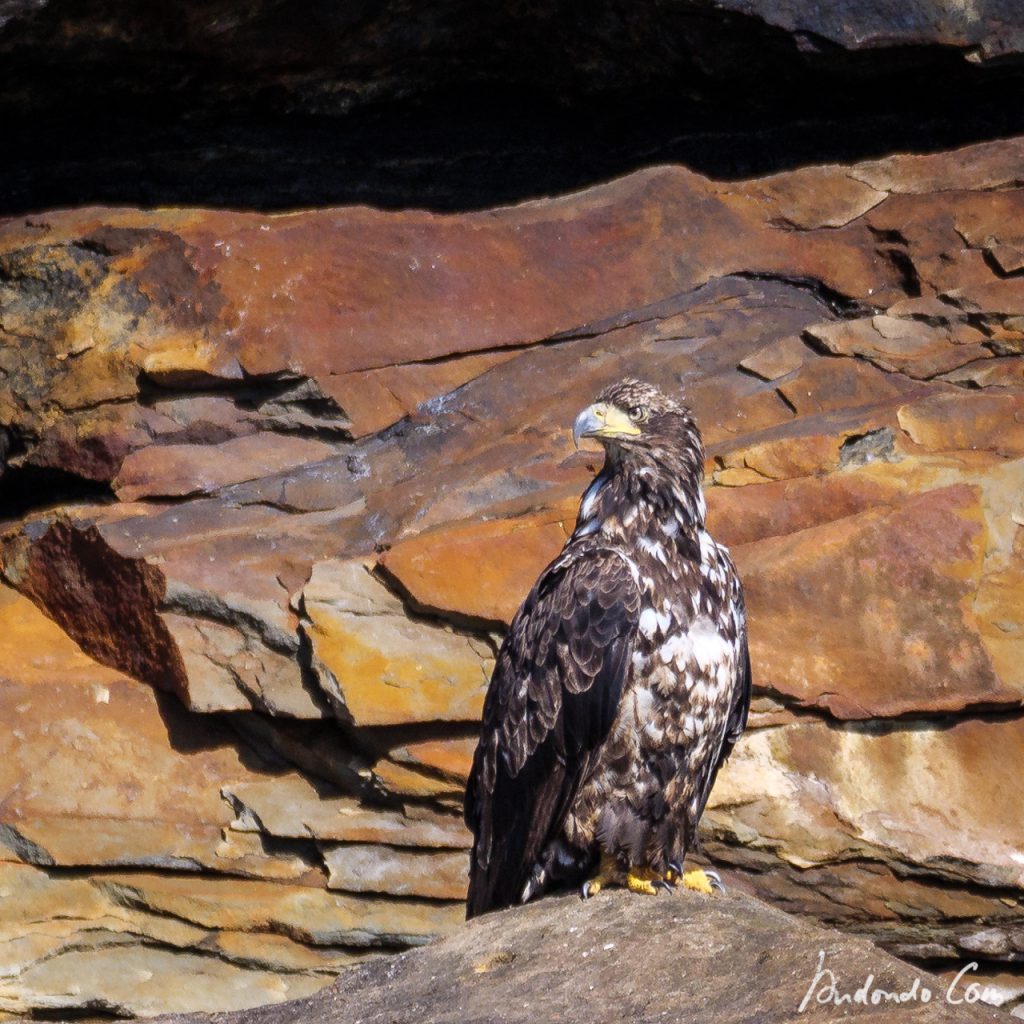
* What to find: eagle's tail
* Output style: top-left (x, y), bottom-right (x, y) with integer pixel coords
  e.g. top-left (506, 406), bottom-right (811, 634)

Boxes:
top-left (465, 848), bottom-right (526, 920)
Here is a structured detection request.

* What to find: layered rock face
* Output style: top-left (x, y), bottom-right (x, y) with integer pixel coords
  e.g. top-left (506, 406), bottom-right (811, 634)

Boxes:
top-left (2, 137), bottom-right (1024, 1016)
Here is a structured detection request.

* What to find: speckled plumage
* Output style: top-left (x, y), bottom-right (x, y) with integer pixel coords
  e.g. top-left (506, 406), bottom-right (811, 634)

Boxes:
top-left (465, 380), bottom-right (750, 918)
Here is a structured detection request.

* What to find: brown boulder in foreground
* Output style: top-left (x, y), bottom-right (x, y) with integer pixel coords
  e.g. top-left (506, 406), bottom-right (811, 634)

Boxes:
top-left (160, 890), bottom-right (1002, 1024)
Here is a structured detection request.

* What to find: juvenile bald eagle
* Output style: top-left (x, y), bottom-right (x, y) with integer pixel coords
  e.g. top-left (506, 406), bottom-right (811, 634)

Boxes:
top-left (464, 379), bottom-right (750, 918)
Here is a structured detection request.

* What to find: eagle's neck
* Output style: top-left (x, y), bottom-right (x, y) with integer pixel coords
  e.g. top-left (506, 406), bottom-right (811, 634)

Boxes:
top-left (576, 443), bottom-right (707, 545)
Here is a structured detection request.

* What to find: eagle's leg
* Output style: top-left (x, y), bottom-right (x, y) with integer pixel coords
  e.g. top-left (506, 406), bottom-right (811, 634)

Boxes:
top-left (580, 852), bottom-right (619, 899)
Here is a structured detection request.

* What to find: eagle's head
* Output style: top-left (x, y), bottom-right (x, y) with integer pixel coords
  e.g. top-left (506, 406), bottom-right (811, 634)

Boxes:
top-left (573, 378), bottom-right (701, 459)
top-left (572, 378), bottom-right (706, 525)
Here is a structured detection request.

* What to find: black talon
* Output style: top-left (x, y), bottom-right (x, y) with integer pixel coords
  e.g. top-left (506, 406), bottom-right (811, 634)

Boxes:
top-left (706, 870), bottom-right (725, 893)
top-left (668, 860), bottom-right (683, 877)
top-left (654, 879), bottom-right (673, 893)
top-left (580, 883), bottom-right (591, 900)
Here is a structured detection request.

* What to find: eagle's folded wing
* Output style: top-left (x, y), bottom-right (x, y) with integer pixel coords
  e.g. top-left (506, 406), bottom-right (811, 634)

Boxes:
top-left (724, 628), bottom-right (752, 754)
top-left (464, 544), bottom-right (639, 918)
top-left (689, 579), bottom-right (752, 828)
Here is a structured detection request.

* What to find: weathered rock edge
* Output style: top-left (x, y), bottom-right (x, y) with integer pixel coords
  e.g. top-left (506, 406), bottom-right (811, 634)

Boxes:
top-left (154, 890), bottom-right (1002, 1024)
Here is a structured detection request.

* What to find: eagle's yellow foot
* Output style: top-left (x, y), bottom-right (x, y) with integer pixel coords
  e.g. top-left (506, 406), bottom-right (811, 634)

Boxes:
top-left (682, 869), bottom-right (715, 894)
top-left (665, 860), bottom-right (724, 893)
top-left (625, 866), bottom-right (675, 895)
top-left (580, 853), bottom-right (618, 899)
top-left (625, 866), bottom-right (658, 895)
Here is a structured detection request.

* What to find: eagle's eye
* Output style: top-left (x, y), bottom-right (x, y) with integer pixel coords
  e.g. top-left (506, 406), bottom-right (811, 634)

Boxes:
top-left (627, 405), bottom-right (647, 423)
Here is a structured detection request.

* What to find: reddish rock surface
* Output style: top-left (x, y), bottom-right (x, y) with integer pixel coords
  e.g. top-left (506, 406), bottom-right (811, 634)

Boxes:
top-left (2, 137), bottom-right (1024, 1017)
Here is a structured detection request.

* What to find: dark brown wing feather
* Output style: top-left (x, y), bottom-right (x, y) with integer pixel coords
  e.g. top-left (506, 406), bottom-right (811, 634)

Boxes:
top-left (464, 542), bottom-right (640, 919)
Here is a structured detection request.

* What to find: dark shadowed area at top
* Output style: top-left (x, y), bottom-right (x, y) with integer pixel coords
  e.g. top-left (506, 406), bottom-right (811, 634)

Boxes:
top-left (4, 0), bottom-right (1024, 214)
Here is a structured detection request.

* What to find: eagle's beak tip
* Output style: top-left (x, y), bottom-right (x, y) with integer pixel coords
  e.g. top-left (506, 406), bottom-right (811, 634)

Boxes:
top-left (573, 405), bottom-right (602, 449)
top-left (573, 402), bottom-right (640, 447)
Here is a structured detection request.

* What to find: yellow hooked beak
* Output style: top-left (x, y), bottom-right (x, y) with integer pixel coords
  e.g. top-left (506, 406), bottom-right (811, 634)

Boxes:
top-left (572, 402), bottom-right (642, 448)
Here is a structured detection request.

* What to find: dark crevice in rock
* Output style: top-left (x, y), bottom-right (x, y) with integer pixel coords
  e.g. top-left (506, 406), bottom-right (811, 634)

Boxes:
top-left (1, 423), bottom-right (26, 463)
top-left (23, 1009), bottom-right (130, 1023)
top-left (138, 369), bottom-right (355, 439)
top-left (868, 227), bottom-right (911, 247)
top-left (135, 368), bottom-right (311, 400)
top-left (984, 343), bottom-right (1024, 362)
top-left (747, 682), bottom-right (1024, 728)
top-left (218, 808), bottom-right (327, 874)
top-left (4, 5), bottom-right (1024, 214)
top-left (831, 704), bottom-right (1024, 730)
top-left (192, 937), bottom-right (364, 977)
top-left (741, 691), bottom-right (836, 726)
top-left (980, 245), bottom-right (1024, 279)
top-left (223, 710), bottom-right (374, 799)
top-left (728, 272), bottom-right (873, 319)
top-left (254, 391), bottom-right (352, 439)
top-left (773, 387), bottom-right (799, 416)
top-left (0, 463), bottom-right (117, 523)
top-left (289, 630), bottom-right (337, 721)
top-left (359, 334), bottom-right (575, 376)
top-left (799, 329), bottom-right (839, 359)
top-left (362, 720), bottom-right (482, 751)
top-left (880, 247), bottom-right (923, 299)
top-left (369, 755), bottom-right (467, 793)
